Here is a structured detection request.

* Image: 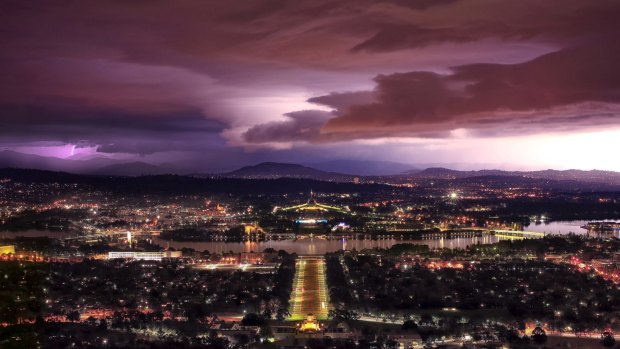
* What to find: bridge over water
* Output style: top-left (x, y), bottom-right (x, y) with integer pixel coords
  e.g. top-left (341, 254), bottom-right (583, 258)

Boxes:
top-left (436, 227), bottom-right (546, 240)
top-left (490, 229), bottom-right (545, 239)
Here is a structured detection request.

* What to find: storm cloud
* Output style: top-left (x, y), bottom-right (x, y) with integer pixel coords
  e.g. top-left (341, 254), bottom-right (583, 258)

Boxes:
top-left (1, 0), bottom-right (620, 170)
top-left (321, 40), bottom-right (620, 138)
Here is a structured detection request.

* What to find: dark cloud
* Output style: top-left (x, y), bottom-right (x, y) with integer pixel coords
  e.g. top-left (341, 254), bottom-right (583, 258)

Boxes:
top-left (245, 39), bottom-right (620, 144)
top-left (243, 111), bottom-right (333, 144)
top-left (0, 105), bottom-right (227, 154)
top-left (318, 40), bottom-right (620, 138)
top-left (308, 92), bottom-right (376, 110)
top-left (386, 0), bottom-right (460, 10)
top-left (351, 24), bottom-right (475, 52)
top-left (1, 0), bottom-right (620, 166)
top-left (350, 1), bottom-right (620, 52)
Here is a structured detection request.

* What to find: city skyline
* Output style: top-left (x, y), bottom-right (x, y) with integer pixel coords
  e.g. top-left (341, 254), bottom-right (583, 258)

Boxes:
top-left (2, 0), bottom-right (620, 172)
top-left (3, 3), bottom-right (620, 346)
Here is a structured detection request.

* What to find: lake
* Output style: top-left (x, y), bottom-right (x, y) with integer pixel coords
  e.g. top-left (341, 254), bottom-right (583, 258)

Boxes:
top-left (524, 221), bottom-right (588, 235)
top-left (153, 235), bottom-right (501, 255)
top-left (524, 220), bottom-right (620, 235)
top-left (152, 219), bottom-right (617, 254)
top-left (3, 220), bottom-right (617, 255)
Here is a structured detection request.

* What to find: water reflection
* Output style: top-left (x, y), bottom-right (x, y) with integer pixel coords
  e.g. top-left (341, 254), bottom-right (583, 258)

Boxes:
top-left (525, 221), bottom-right (588, 235)
top-left (525, 220), bottom-right (620, 236)
top-left (153, 235), bottom-right (500, 255)
top-left (153, 220), bottom-right (620, 255)
top-left (3, 220), bottom-right (617, 256)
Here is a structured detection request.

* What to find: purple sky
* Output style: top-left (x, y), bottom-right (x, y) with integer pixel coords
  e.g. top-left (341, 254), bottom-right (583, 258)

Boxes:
top-left (2, 0), bottom-right (620, 172)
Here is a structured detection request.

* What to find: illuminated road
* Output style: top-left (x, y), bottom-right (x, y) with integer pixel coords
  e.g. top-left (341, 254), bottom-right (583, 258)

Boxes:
top-left (289, 256), bottom-right (329, 321)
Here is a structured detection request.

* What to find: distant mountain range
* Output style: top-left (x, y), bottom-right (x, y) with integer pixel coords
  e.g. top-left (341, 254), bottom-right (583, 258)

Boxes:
top-left (218, 162), bottom-right (620, 187)
top-left (0, 150), bottom-right (173, 176)
top-left (0, 168), bottom-right (387, 195)
top-left (2, 150), bottom-right (620, 187)
top-left (406, 167), bottom-right (620, 186)
top-left (2, 166), bottom-right (620, 192)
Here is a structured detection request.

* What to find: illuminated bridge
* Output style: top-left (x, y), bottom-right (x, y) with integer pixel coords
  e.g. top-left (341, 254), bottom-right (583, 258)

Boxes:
top-left (491, 230), bottom-right (545, 239)
top-left (433, 227), bottom-right (546, 240)
top-left (288, 256), bottom-right (330, 321)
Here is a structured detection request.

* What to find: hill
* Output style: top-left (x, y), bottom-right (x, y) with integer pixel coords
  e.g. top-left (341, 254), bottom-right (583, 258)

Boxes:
top-left (223, 162), bottom-right (355, 181)
top-left (403, 167), bottom-right (620, 186)
top-left (0, 168), bottom-right (386, 195)
top-left (0, 150), bottom-right (173, 176)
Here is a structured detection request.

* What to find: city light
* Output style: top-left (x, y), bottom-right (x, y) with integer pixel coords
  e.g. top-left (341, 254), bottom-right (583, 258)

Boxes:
top-left (1, 1), bottom-right (619, 347)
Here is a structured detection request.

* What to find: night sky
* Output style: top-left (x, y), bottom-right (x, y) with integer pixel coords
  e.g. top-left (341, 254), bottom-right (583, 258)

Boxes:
top-left (2, 0), bottom-right (620, 172)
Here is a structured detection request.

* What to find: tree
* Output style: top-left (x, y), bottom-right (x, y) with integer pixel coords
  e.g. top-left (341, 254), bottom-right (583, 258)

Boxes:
top-left (97, 319), bottom-right (108, 331)
top-left (329, 309), bottom-right (359, 321)
top-left (361, 326), bottom-right (376, 338)
top-left (401, 319), bottom-right (418, 331)
top-left (531, 326), bottom-right (547, 345)
top-left (420, 313), bottom-right (433, 326)
top-left (66, 310), bottom-right (80, 322)
top-left (306, 338), bottom-right (326, 349)
top-left (234, 333), bottom-right (250, 346)
top-left (152, 310), bottom-right (164, 322)
top-left (241, 312), bottom-right (265, 326)
top-left (259, 325), bottom-right (274, 339)
top-left (276, 308), bottom-right (290, 321)
top-left (34, 315), bottom-right (45, 327)
top-left (601, 331), bottom-right (615, 347)
top-left (86, 316), bottom-right (96, 326)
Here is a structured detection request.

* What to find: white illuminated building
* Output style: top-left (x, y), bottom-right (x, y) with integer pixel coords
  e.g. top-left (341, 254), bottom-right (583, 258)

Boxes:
top-left (107, 251), bottom-right (181, 261)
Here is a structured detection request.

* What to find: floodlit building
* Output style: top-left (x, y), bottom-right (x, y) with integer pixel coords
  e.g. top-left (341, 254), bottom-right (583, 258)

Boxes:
top-left (387, 331), bottom-right (424, 349)
top-left (0, 245), bottom-right (15, 255)
top-left (218, 252), bottom-right (265, 265)
top-left (107, 251), bottom-right (181, 261)
top-left (298, 314), bottom-right (322, 333)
